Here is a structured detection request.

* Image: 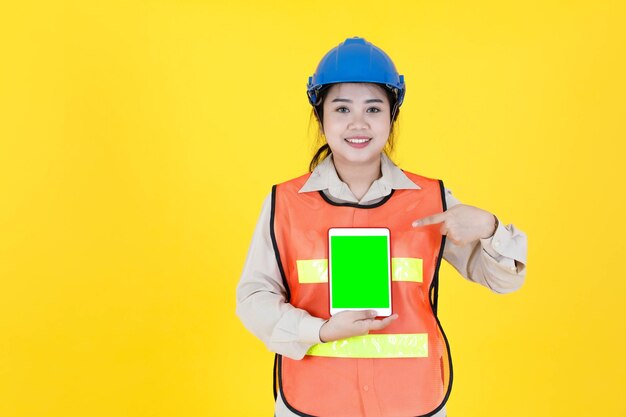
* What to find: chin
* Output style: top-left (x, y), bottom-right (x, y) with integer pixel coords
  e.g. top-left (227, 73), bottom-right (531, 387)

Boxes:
top-left (336, 152), bottom-right (381, 165)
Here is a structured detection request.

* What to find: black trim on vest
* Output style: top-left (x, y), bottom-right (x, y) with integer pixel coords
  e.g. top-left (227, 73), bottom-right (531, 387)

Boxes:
top-left (420, 179), bottom-right (454, 417)
top-left (277, 355), bottom-right (317, 417)
top-left (270, 185), bottom-right (291, 302)
top-left (273, 354), bottom-right (278, 401)
top-left (272, 184), bottom-right (312, 416)
top-left (431, 180), bottom-right (448, 315)
top-left (317, 189), bottom-right (395, 208)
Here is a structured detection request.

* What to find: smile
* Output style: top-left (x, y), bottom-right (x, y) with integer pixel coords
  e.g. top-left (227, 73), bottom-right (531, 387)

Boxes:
top-left (345, 138), bottom-right (372, 144)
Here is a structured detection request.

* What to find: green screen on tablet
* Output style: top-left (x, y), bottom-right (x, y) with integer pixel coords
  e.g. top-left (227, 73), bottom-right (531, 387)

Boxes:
top-left (329, 229), bottom-right (391, 312)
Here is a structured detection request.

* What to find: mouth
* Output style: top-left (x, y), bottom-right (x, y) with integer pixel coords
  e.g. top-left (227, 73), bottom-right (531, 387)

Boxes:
top-left (344, 137), bottom-right (372, 145)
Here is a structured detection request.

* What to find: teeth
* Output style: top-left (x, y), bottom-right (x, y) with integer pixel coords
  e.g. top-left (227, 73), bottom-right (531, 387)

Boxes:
top-left (346, 138), bottom-right (371, 144)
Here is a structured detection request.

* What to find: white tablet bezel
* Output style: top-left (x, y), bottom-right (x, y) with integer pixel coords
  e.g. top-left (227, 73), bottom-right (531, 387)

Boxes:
top-left (328, 227), bottom-right (392, 317)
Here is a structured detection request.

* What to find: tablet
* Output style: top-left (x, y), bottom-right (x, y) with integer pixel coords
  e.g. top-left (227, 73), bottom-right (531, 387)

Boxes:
top-left (328, 227), bottom-right (392, 317)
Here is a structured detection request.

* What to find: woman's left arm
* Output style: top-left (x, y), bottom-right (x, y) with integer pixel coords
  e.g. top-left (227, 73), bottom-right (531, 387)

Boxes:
top-left (412, 188), bottom-right (527, 293)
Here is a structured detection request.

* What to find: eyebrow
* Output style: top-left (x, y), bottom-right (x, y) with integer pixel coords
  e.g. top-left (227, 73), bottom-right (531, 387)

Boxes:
top-left (330, 98), bottom-right (385, 103)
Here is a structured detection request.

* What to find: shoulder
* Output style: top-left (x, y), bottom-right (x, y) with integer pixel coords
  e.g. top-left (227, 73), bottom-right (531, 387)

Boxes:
top-left (274, 172), bottom-right (312, 192)
top-left (400, 169), bottom-right (444, 190)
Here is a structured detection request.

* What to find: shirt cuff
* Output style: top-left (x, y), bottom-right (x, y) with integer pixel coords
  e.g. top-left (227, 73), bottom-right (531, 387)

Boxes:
top-left (298, 316), bottom-right (328, 344)
top-left (480, 217), bottom-right (517, 271)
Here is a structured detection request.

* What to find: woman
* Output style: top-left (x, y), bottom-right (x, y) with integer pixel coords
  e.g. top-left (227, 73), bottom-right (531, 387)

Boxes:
top-left (237, 36), bottom-right (527, 417)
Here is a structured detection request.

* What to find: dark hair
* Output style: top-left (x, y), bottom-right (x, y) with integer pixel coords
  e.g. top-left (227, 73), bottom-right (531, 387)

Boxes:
top-left (308, 83), bottom-right (401, 172)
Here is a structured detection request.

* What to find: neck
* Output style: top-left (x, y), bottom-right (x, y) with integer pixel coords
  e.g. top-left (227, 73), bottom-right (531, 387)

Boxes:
top-left (332, 154), bottom-right (383, 201)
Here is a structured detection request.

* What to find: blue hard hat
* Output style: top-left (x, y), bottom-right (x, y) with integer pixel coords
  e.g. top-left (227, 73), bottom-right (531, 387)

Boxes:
top-left (307, 37), bottom-right (406, 111)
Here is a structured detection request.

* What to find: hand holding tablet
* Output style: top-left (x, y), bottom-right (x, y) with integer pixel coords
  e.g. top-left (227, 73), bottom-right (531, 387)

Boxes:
top-left (319, 309), bottom-right (398, 343)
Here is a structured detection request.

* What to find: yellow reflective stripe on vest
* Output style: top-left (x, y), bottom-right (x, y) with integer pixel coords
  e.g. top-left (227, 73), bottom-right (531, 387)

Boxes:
top-left (306, 333), bottom-right (428, 358)
top-left (391, 257), bottom-right (423, 282)
top-left (296, 258), bottom-right (423, 284)
top-left (296, 259), bottom-right (329, 283)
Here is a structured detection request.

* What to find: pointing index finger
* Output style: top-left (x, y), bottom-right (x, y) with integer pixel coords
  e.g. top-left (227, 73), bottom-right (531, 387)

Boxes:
top-left (412, 212), bottom-right (447, 227)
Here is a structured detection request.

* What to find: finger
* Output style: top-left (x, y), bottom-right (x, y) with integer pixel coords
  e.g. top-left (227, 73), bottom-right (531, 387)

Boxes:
top-left (412, 212), bottom-right (447, 227)
top-left (368, 314), bottom-right (399, 331)
top-left (445, 229), bottom-right (468, 246)
top-left (453, 237), bottom-right (469, 247)
top-left (349, 310), bottom-right (378, 321)
top-left (354, 320), bottom-right (371, 335)
top-left (384, 313), bottom-right (399, 324)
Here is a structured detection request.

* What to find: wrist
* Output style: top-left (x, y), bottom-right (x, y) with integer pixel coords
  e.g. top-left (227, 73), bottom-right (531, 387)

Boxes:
top-left (319, 320), bottom-right (329, 343)
top-left (490, 215), bottom-right (499, 237)
top-left (483, 214), bottom-right (498, 239)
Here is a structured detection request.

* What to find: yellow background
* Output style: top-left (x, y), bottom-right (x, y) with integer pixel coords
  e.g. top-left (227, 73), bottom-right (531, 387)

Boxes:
top-left (1, 1), bottom-right (624, 416)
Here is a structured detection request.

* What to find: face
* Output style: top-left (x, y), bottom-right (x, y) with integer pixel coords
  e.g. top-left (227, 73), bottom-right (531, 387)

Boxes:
top-left (321, 83), bottom-right (391, 167)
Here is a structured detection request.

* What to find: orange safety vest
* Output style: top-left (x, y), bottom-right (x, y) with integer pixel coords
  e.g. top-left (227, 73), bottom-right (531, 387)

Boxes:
top-left (271, 171), bottom-right (452, 417)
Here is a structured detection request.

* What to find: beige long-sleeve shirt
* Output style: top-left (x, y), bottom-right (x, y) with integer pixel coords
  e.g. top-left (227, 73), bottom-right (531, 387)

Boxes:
top-left (236, 153), bottom-right (527, 417)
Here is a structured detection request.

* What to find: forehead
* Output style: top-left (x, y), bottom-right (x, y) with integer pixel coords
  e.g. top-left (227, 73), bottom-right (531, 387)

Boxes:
top-left (326, 83), bottom-right (388, 100)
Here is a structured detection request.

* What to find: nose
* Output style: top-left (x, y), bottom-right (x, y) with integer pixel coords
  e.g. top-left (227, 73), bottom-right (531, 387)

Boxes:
top-left (348, 111), bottom-right (369, 129)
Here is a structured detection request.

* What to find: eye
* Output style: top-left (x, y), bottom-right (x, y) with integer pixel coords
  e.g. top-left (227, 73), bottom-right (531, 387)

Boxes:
top-left (335, 106), bottom-right (349, 113)
top-left (367, 107), bottom-right (381, 113)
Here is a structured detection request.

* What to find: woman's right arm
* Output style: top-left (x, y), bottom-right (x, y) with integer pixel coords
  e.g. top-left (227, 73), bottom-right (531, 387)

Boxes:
top-left (236, 192), bottom-right (327, 360)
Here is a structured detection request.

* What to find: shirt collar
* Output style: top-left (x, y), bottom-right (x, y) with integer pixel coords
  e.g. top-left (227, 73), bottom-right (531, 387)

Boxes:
top-left (298, 153), bottom-right (420, 202)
